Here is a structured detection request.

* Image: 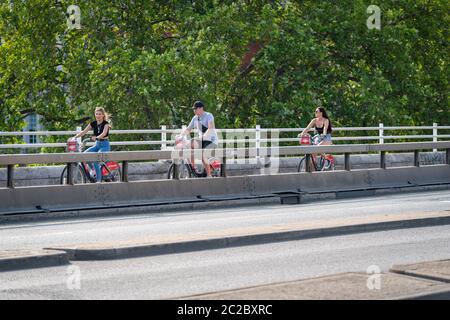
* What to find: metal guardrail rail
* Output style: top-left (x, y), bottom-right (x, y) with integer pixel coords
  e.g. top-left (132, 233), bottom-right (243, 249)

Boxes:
top-left (1, 142), bottom-right (450, 188)
top-left (1, 124), bottom-right (449, 150)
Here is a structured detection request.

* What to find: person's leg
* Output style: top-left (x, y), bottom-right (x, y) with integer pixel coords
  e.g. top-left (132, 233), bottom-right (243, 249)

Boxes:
top-left (95, 140), bottom-right (111, 182)
top-left (202, 141), bottom-right (214, 177)
top-left (318, 138), bottom-right (332, 169)
top-left (318, 140), bottom-right (332, 146)
top-left (84, 143), bottom-right (100, 181)
top-left (308, 153), bottom-right (317, 171)
top-left (202, 158), bottom-right (211, 176)
top-left (190, 139), bottom-right (200, 172)
top-left (311, 135), bottom-right (322, 170)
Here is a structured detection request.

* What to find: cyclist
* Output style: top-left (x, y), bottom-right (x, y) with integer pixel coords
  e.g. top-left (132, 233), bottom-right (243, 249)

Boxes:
top-left (298, 107), bottom-right (333, 144)
top-left (70, 107), bottom-right (111, 182)
top-left (298, 107), bottom-right (333, 168)
top-left (181, 101), bottom-right (218, 177)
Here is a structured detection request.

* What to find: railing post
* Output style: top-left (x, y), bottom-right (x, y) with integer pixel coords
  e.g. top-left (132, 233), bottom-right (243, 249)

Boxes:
top-left (172, 163), bottom-right (179, 180)
top-left (414, 150), bottom-right (420, 167)
top-left (379, 123), bottom-right (384, 144)
top-left (122, 161), bottom-right (128, 182)
top-left (344, 153), bottom-right (351, 171)
top-left (255, 124), bottom-right (260, 162)
top-left (66, 162), bottom-right (74, 185)
top-left (306, 154), bottom-right (312, 173)
top-left (433, 122), bottom-right (437, 153)
top-left (7, 165), bottom-right (14, 188)
top-left (221, 156), bottom-right (227, 177)
top-left (380, 151), bottom-right (386, 169)
top-left (245, 135), bottom-right (249, 164)
top-left (161, 125), bottom-right (167, 150)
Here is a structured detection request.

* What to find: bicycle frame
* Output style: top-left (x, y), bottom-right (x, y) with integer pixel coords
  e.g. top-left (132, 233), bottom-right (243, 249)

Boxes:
top-left (298, 134), bottom-right (335, 172)
top-left (177, 153), bottom-right (220, 178)
top-left (61, 138), bottom-right (121, 184)
top-left (169, 136), bottom-right (221, 178)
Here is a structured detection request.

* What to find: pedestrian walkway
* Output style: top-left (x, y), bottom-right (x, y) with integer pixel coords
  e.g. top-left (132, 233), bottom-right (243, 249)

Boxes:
top-left (180, 260), bottom-right (450, 300)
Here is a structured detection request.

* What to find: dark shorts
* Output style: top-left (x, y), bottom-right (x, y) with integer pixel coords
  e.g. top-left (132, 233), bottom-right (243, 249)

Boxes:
top-left (193, 138), bottom-right (215, 149)
top-left (202, 140), bottom-right (214, 149)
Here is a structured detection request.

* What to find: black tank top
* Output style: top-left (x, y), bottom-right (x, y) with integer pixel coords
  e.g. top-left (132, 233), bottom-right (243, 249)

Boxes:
top-left (315, 119), bottom-right (332, 134)
top-left (90, 120), bottom-right (110, 138)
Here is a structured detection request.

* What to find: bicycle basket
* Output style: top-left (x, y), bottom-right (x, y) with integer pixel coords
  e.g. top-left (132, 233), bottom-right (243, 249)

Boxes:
top-left (300, 135), bottom-right (311, 145)
top-left (175, 135), bottom-right (189, 149)
top-left (67, 139), bottom-right (78, 152)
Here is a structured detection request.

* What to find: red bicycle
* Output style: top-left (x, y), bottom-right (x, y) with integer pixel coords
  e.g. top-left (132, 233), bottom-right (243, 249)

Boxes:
top-left (167, 135), bottom-right (221, 179)
top-left (60, 138), bottom-right (121, 184)
top-left (297, 134), bottom-right (335, 172)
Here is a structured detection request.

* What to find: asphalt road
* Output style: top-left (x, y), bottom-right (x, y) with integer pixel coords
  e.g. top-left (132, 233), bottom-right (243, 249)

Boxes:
top-left (0, 189), bottom-right (449, 251)
top-left (0, 224), bottom-right (449, 299)
top-left (0, 190), bottom-right (449, 299)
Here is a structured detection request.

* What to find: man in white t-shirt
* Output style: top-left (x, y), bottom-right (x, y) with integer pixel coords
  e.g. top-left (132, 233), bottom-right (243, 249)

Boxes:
top-left (181, 101), bottom-right (218, 177)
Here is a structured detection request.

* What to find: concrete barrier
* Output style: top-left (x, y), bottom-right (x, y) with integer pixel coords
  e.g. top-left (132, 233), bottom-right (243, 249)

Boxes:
top-left (1, 165), bottom-right (449, 214)
top-left (0, 152), bottom-right (446, 187)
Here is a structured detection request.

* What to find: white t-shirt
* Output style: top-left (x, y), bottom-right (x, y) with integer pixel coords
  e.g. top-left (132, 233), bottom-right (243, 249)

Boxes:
top-left (187, 112), bottom-right (218, 144)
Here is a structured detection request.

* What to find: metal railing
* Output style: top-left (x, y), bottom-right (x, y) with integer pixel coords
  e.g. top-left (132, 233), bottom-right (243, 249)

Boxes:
top-left (1, 124), bottom-right (449, 151)
top-left (1, 141), bottom-right (449, 187)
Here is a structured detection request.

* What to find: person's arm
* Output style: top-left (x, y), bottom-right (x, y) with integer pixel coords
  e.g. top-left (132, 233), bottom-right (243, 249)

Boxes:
top-left (298, 119), bottom-right (315, 137)
top-left (203, 116), bottom-right (215, 140)
top-left (322, 119), bottom-right (329, 137)
top-left (96, 123), bottom-right (110, 140)
top-left (71, 124), bottom-right (91, 140)
top-left (181, 128), bottom-right (191, 136)
top-left (182, 117), bottom-right (195, 136)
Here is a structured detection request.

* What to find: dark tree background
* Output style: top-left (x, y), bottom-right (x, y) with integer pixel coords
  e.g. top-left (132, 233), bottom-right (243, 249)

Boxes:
top-left (0, 0), bottom-right (448, 139)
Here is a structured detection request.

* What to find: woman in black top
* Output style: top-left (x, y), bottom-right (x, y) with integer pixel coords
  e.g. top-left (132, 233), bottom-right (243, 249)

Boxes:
top-left (298, 107), bottom-right (333, 168)
top-left (298, 107), bottom-right (333, 145)
top-left (71, 107), bottom-right (111, 182)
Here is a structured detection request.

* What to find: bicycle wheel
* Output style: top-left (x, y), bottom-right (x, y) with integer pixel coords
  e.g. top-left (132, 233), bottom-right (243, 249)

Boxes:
top-left (60, 164), bottom-right (87, 184)
top-left (297, 157), bottom-right (306, 172)
top-left (103, 168), bottom-right (121, 182)
top-left (210, 165), bottom-right (221, 177)
top-left (190, 163), bottom-right (207, 177)
top-left (167, 163), bottom-right (191, 179)
top-left (209, 158), bottom-right (222, 177)
top-left (320, 156), bottom-right (335, 171)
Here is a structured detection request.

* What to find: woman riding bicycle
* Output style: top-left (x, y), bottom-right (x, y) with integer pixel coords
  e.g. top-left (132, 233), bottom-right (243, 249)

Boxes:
top-left (298, 107), bottom-right (333, 168)
top-left (298, 107), bottom-right (333, 145)
top-left (70, 107), bottom-right (111, 182)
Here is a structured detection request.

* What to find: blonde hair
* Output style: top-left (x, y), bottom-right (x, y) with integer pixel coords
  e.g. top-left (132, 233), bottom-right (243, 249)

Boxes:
top-left (95, 107), bottom-right (112, 127)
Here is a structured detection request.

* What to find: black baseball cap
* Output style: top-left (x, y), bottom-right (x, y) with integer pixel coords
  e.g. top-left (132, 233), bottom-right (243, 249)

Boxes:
top-left (192, 100), bottom-right (204, 110)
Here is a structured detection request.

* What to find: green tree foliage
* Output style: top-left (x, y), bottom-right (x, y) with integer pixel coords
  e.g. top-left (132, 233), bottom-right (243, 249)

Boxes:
top-left (0, 0), bottom-right (448, 136)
